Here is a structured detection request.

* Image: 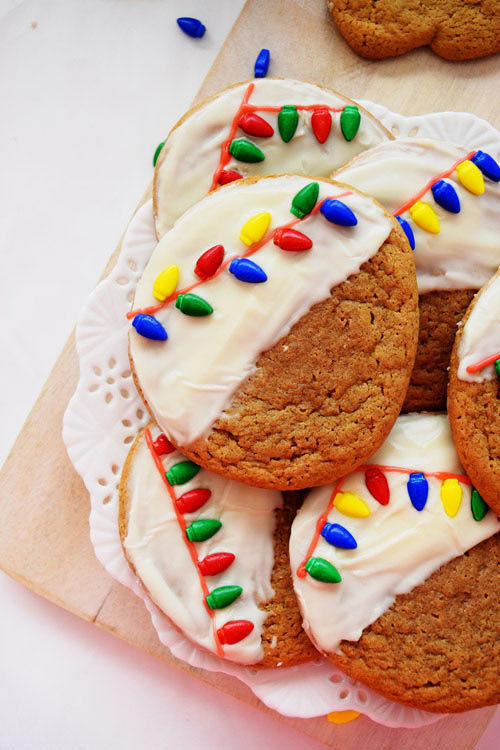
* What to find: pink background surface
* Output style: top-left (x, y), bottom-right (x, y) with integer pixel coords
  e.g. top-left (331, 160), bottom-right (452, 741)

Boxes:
top-left (0, 2), bottom-right (498, 747)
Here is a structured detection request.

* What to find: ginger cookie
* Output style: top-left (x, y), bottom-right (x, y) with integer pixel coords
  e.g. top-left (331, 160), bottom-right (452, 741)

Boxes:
top-left (335, 138), bottom-right (500, 411)
top-left (449, 269), bottom-right (500, 515)
top-left (328, 0), bottom-right (500, 61)
top-left (290, 413), bottom-right (500, 712)
top-left (128, 174), bottom-right (418, 490)
top-left (153, 78), bottom-right (391, 238)
top-left (119, 423), bottom-right (317, 668)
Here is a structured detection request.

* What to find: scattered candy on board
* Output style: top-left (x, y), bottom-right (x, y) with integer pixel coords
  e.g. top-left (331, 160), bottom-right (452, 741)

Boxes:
top-left (254, 48), bottom-right (270, 78)
top-left (176, 17), bottom-right (206, 38)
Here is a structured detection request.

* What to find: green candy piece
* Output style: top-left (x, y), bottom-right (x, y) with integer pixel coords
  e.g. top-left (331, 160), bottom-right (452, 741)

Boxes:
top-left (186, 519), bottom-right (222, 542)
top-left (278, 105), bottom-right (299, 142)
top-left (305, 556), bottom-right (341, 584)
top-left (166, 460), bottom-right (200, 485)
top-left (471, 488), bottom-right (489, 521)
top-left (153, 141), bottom-right (165, 167)
top-left (206, 585), bottom-right (242, 610)
top-left (228, 138), bottom-right (265, 163)
top-left (290, 182), bottom-right (319, 218)
top-left (495, 358), bottom-right (500, 377)
top-left (340, 105), bottom-right (361, 142)
top-left (175, 293), bottom-right (213, 317)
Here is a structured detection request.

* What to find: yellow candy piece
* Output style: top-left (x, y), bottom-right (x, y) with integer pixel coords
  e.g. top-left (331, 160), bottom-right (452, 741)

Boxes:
top-left (456, 159), bottom-right (485, 195)
top-left (153, 265), bottom-right (179, 302)
top-left (327, 710), bottom-right (360, 724)
top-left (441, 478), bottom-right (462, 518)
top-left (409, 200), bottom-right (440, 234)
top-left (334, 491), bottom-right (370, 518)
top-left (239, 211), bottom-right (271, 246)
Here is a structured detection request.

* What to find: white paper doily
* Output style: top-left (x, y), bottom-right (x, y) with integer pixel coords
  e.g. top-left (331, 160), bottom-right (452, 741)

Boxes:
top-left (63, 103), bottom-right (500, 727)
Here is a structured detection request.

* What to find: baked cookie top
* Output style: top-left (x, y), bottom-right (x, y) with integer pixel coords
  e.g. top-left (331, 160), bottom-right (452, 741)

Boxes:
top-left (290, 413), bottom-right (499, 654)
top-left (449, 269), bottom-right (500, 513)
top-left (328, 0), bottom-right (500, 61)
top-left (119, 424), bottom-right (316, 667)
top-left (129, 174), bottom-right (418, 489)
top-left (335, 139), bottom-right (500, 293)
top-left (153, 78), bottom-right (391, 237)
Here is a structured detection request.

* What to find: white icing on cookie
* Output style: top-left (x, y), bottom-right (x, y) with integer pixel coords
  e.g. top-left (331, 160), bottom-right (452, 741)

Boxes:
top-left (130, 175), bottom-right (392, 445)
top-left (123, 425), bottom-right (282, 665)
top-left (458, 270), bottom-right (500, 382)
top-left (336, 138), bottom-right (500, 293)
top-left (289, 413), bottom-right (500, 654)
top-left (155, 78), bottom-right (390, 237)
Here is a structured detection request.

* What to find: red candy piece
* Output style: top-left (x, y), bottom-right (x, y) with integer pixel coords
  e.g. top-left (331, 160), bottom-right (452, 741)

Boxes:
top-left (218, 170), bottom-right (242, 185)
top-left (198, 551), bottom-right (235, 576)
top-left (364, 468), bottom-right (390, 505)
top-left (273, 227), bottom-right (313, 251)
top-left (176, 488), bottom-right (212, 513)
top-left (152, 433), bottom-right (175, 456)
top-left (217, 620), bottom-right (254, 645)
top-left (311, 107), bottom-right (332, 144)
top-left (238, 112), bottom-right (274, 138)
top-left (194, 244), bottom-right (225, 280)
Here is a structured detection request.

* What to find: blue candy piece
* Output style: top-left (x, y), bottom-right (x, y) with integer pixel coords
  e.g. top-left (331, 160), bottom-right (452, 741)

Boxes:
top-left (407, 472), bottom-right (428, 511)
top-left (254, 48), bottom-right (270, 78)
top-left (132, 314), bottom-right (167, 341)
top-left (320, 199), bottom-right (357, 226)
top-left (176, 17), bottom-right (206, 38)
top-left (471, 150), bottom-right (500, 182)
top-left (396, 215), bottom-right (415, 250)
top-left (321, 522), bottom-right (357, 550)
top-left (431, 179), bottom-right (460, 213)
top-left (229, 258), bottom-right (267, 283)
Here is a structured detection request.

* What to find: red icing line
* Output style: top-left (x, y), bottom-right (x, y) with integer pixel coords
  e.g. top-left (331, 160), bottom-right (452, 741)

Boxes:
top-left (242, 103), bottom-right (345, 114)
top-left (144, 428), bottom-right (225, 658)
top-left (392, 150), bottom-right (477, 217)
top-left (209, 82), bottom-right (255, 192)
top-left (466, 351), bottom-right (500, 374)
top-left (296, 462), bottom-right (472, 577)
top-left (127, 192), bottom-right (352, 320)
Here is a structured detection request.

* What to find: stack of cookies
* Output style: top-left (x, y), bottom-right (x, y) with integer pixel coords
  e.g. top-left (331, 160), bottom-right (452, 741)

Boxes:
top-left (118, 78), bottom-right (500, 714)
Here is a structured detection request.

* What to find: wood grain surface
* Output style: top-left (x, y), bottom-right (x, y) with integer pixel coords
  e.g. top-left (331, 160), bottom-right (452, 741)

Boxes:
top-left (0, 0), bottom-right (498, 746)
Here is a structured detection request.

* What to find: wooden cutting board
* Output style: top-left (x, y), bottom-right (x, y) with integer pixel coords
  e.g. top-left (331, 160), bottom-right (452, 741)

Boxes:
top-left (1, 0), bottom-right (498, 746)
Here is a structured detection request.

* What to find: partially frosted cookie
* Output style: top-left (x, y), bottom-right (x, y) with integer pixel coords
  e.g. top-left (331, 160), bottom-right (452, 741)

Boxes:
top-left (335, 139), bottom-right (500, 411)
top-left (119, 424), bottom-right (317, 667)
top-left (128, 174), bottom-right (419, 490)
top-left (449, 269), bottom-right (500, 515)
top-left (153, 78), bottom-right (391, 237)
top-left (290, 413), bottom-right (500, 712)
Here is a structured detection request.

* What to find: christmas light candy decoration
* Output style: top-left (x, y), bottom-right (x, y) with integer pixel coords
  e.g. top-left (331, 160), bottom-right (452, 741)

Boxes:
top-left (152, 432), bottom-right (175, 456)
top-left (229, 258), bottom-right (267, 283)
top-left (456, 160), bottom-right (485, 195)
top-left (198, 552), bottom-right (235, 576)
top-left (440, 478), bottom-right (462, 518)
top-left (175, 293), bottom-right (213, 317)
top-left (472, 151), bottom-right (500, 182)
top-left (132, 313), bottom-right (167, 341)
top-left (238, 112), bottom-right (274, 138)
top-left (217, 620), bottom-right (254, 644)
top-left (254, 48), bottom-right (270, 78)
top-left (176, 488), bottom-right (211, 513)
top-left (194, 245), bottom-right (225, 280)
top-left (278, 105), bottom-right (299, 142)
top-left (166, 460), bottom-right (200, 485)
top-left (407, 472), bottom-right (428, 511)
top-left (218, 170), bottom-right (242, 185)
top-left (364, 467), bottom-right (390, 505)
top-left (471, 489), bottom-right (489, 521)
top-left (273, 227), bottom-right (312, 251)
top-left (321, 199), bottom-right (358, 226)
top-left (396, 216), bottom-right (415, 250)
top-left (176, 16), bottom-right (206, 38)
top-left (305, 557), bottom-right (342, 584)
top-left (239, 211), bottom-right (271, 245)
top-left (409, 201), bottom-right (440, 234)
top-left (334, 491), bottom-right (370, 518)
top-left (311, 107), bottom-right (332, 144)
top-left (321, 522), bottom-right (357, 549)
top-left (290, 182), bottom-right (319, 218)
top-left (153, 265), bottom-right (179, 301)
top-left (228, 138), bottom-right (265, 163)
top-left (340, 105), bottom-right (361, 141)
top-left (431, 180), bottom-right (461, 213)
top-left (206, 585), bottom-right (243, 610)
top-left (153, 141), bottom-right (164, 167)
top-left (186, 519), bottom-right (222, 542)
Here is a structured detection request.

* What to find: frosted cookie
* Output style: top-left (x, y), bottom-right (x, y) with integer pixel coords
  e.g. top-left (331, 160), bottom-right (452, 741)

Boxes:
top-left (335, 139), bottom-right (500, 411)
top-left (128, 174), bottom-right (419, 490)
top-left (119, 424), bottom-right (317, 667)
top-left (329, 0), bottom-right (500, 61)
top-left (290, 413), bottom-right (500, 712)
top-left (449, 269), bottom-right (500, 515)
top-left (153, 78), bottom-right (391, 237)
